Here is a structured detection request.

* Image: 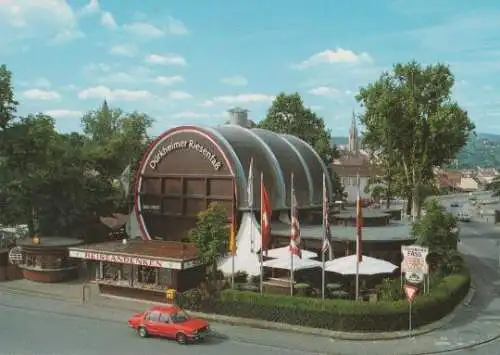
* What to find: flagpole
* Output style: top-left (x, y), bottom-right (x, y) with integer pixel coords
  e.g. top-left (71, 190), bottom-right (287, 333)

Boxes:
top-left (290, 173), bottom-right (294, 297)
top-left (231, 179), bottom-right (236, 289)
top-left (322, 173), bottom-right (326, 300)
top-left (355, 173), bottom-right (360, 301)
top-left (259, 172), bottom-right (264, 295)
top-left (249, 158), bottom-right (254, 253)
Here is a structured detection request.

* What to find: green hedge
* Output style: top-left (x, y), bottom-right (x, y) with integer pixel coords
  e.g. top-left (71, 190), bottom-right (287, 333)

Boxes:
top-left (179, 268), bottom-right (470, 331)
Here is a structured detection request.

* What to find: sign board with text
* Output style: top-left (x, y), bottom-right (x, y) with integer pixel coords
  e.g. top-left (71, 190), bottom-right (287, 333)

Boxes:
top-left (401, 245), bottom-right (429, 281)
top-left (69, 250), bottom-right (183, 270)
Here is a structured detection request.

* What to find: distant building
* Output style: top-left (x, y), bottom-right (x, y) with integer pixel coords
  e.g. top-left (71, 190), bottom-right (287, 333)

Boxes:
top-left (332, 111), bottom-right (380, 202)
top-left (226, 107), bottom-right (257, 128)
top-left (476, 167), bottom-right (498, 185)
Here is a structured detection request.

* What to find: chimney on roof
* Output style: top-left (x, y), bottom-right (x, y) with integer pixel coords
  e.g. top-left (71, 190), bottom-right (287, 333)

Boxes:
top-left (227, 107), bottom-right (249, 127)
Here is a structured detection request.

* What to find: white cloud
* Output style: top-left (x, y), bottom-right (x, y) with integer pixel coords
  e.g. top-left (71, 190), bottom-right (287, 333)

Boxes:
top-left (166, 16), bottom-right (189, 35)
top-left (308, 86), bottom-right (341, 98)
top-left (145, 54), bottom-right (187, 66)
top-left (292, 48), bottom-right (372, 70)
top-left (201, 94), bottom-right (274, 107)
top-left (23, 89), bottom-right (61, 100)
top-left (101, 11), bottom-right (117, 29)
top-left (168, 91), bottom-right (192, 100)
top-left (84, 62), bottom-right (111, 73)
top-left (44, 109), bottom-right (83, 118)
top-left (0, 0), bottom-right (84, 44)
top-left (172, 111), bottom-right (210, 119)
top-left (153, 76), bottom-right (184, 86)
top-left (79, 0), bottom-right (100, 15)
top-left (123, 22), bottom-right (164, 39)
top-left (220, 75), bottom-right (248, 86)
top-left (78, 85), bottom-right (153, 101)
top-left (109, 44), bottom-right (136, 57)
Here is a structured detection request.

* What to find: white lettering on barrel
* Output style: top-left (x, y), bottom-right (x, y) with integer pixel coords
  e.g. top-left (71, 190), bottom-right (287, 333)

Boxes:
top-left (148, 139), bottom-right (222, 171)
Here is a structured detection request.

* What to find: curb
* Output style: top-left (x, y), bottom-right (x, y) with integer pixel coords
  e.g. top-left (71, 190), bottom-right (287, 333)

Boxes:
top-left (0, 280), bottom-right (477, 342)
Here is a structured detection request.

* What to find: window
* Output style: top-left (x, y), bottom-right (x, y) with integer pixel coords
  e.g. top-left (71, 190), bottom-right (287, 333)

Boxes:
top-left (171, 310), bottom-right (189, 324)
top-left (159, 313), bottom-right (171, 323)
top-left (146, 311), bottom-right (160, 322)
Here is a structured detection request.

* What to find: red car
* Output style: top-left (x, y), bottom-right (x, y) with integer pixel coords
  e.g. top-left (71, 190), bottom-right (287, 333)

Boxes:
top-left (127, 305), bottom-right (210, 344)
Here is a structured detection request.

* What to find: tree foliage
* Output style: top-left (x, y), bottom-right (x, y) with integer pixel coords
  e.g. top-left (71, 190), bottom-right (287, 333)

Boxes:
top-left (411, 199), bottom-right (461, 274)
top-left (487, 175), bottom-right (500, 196)
top-left (82, 100), bottom-right (154, 179)
top-left (356, 61), bottom-right (475, 217)
top-left (0, 65), bottom-right (155, 239)
top-left (412, 199), bottom-right (459, 250)
top-left (0, 64), bottom-right (17, 130)
top-left (189, 203), bottom-right (229, 280)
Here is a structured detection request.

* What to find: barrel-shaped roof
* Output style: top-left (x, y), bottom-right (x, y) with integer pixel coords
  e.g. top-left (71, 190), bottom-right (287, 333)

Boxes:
top-left (207, 124), bottom-right (332, 210)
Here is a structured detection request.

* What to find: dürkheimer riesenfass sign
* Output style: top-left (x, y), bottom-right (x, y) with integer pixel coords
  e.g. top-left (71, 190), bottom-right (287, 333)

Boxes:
top-left (149, 139), bottom-right (222, 171)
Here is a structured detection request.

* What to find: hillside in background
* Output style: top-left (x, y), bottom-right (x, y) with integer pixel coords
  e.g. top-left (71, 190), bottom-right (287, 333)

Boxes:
top-left (331, 133), bottom-right (500, 169)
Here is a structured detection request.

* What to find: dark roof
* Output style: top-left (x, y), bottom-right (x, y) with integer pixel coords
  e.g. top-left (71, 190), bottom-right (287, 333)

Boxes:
top-left (203, 124), bottom-right (332, 210)
top-left (70, 240), bottom-right (199, 261)
top-left (17, 237), bottom-right (84, 248)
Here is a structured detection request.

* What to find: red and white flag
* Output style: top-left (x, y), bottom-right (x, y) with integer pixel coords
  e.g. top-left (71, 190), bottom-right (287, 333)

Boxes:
top-left (321, 174), bottom-right (333, 260)
top-left (356, 175), bottom-right (363, 263)
top-left (260, 173), bottom-right (271, 254)
top-left (289, 177), bottom-right (301, 258)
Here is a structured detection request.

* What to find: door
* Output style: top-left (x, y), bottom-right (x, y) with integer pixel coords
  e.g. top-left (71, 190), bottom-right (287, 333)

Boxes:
top-left (143, 311), bottom-right (162, 335)
top-left (158, 313), bottom-right (176, 338)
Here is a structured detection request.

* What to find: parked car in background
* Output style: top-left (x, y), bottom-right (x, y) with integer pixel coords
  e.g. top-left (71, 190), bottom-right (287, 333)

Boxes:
top-left (127, 305), bottom-right (210, 344)
top-left (457, 211), bottom-right (471, 222)
top-left (450, 202), bottom-right (460, 208)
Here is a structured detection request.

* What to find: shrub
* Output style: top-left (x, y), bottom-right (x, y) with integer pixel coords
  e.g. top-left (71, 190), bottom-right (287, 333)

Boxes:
top-left (192, 267), bottom-right (470, 332)
top-left (233, 271), bottom-right (248, 283)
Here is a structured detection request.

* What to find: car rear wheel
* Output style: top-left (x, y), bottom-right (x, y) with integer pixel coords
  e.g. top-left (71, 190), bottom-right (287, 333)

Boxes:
top-left (176, 332), bottom-right (187, 345)
top-left (138, 327), bottom-right (148, 338)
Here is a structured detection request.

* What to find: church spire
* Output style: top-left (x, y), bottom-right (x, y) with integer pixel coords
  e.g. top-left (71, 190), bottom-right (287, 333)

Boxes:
top-left (348, 110), bottom-right (359, 154)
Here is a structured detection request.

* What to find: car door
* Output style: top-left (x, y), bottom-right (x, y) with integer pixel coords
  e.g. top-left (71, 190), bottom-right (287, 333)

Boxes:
top-left (158, 313), bottom-right (176, 338)
top-left (143, 311), bottom-right (162, 335)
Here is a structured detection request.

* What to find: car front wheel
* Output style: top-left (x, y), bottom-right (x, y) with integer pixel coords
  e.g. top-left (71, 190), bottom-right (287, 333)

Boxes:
top-left (176, 332), bottom-right (187, 345)
top-left (138, 327), bottom-right (148, 338)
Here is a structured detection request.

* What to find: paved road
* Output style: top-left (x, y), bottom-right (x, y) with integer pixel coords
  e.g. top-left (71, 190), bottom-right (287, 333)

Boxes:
top-left (0, 292), bottom-right (331, 355)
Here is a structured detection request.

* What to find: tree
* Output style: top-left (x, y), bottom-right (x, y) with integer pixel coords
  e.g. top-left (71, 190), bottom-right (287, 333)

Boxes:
top-left (356, 61), bottom-right (475, 218)
top-left (81, 100), bottom-right (154, 180)
top-left (0, 64), bottom-right (18, 131)
top-left (259, 92), bottom-right (338, 164)
top-left (0, 114), bottom-right (119, 238)
top-left (411, 199), bottom-right (461, 274)
top-left (189, 203), bottom-right (230, 282)
top-left (487, 175), bottom-right (500, 196)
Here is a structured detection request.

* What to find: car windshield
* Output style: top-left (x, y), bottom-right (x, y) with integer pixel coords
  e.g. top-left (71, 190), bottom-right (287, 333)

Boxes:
top-left (170, 310), bottom-right (189, 323)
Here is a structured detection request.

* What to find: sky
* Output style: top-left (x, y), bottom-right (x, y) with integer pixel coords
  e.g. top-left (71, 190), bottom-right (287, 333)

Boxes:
top-left (1, 0), bottom-right (499, 137)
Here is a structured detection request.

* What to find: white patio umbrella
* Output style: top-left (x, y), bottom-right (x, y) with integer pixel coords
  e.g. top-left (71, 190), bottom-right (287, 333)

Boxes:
top-left (263, 254), bottom-right (322, 271)
top-left (324, 255), bottom-right (398, 276)
top-left (265, 246), bottom-right (318, 259)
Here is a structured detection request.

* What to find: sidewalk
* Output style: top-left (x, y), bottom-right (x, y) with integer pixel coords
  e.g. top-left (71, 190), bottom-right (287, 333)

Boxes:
top-left (1, 276), bottom-right (500, 355)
